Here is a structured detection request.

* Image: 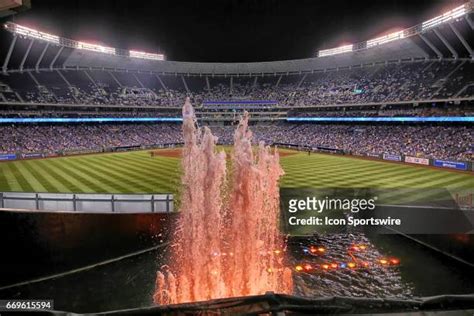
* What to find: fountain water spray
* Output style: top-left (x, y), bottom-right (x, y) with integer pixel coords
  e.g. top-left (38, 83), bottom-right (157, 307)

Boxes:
top-left (154, 98), bottom-right (292, 304)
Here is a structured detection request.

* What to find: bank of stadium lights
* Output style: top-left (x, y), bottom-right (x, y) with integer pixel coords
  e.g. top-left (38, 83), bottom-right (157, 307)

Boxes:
top-left (422, 4), bottom-right (467, 31)
top-left (317, 2), bottom-right (470, 57)
top-left (4, 22), bottom-right (165, 61)
top-left (76, 41), bottom-right (116, 55)
top-left (367, 30), bottom-right (405, 48)
top-left (4, 23), bottom-right (59, 44)
top-left (318, 44), bottom-right (353, 57)
top-left (130, 50), bottom-right (165, 61)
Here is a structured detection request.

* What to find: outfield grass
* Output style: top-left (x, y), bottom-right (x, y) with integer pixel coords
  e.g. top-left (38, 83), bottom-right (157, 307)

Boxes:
top-left (0, 149), bottom-right (472, 196)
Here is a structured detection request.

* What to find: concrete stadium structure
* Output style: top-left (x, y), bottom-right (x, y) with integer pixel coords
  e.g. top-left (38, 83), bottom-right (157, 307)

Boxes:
top-left (1, 2), bottom-right (473, 76)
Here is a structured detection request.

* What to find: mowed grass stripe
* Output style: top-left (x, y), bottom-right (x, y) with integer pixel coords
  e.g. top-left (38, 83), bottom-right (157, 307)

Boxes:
top-left (82, 156), bottom-right (163, 192)
top-left (22, 160), bottom-right (60, 192)
top-left (7, 162), bottom-right (34, 192)
top-left (2, 163), bottom-right (23, 191)
top-left (14, 163), bottom-right (48, 192)
top-left (114, 156), bottom-right (180, 185)
top-left (105, 154), bottom-right (178, 176)
top-left (284, 153), bottom-right (428, 176)
top-left (282, 162), bottom-right (418, 187)
top-left (110, 160), bottom-right (178, 190)
top-left (92, 155), bottom-right (176, 192)
top-left (0, 164), bottom-right (12, 191)
top-left (380, 173), bottom-right (472, 201)
top-left (382, 165), bottom-right (470, 186)
top-left (299, 163), bottom-right (423, 186)
top-left (53, 158), bottom-right (121, 193)
top-left (66, 157), bottom-right (148, 193)
top-left (377, 169), bottom-right (472, 190)
top-left (381, 176), bottom-right (474, 204)
top-left (34, 160), bottom-right (85, 193)
top-left (283, 154), bottom-right (426, 177)
top-left (89, 156), bottom-right (163, 190)
top-left (126, 155), bottom-right (179, 173)
top-left (350, 167), bottom-right (447, 188)
top-left (0, 149), bottom-right (472, 194)
top-left (281, 156), bottom-right (394, 177)
top-left (283, 158), bottom-right (390, 176)
top-left (58, 158), bottom-right (131, 193)
top-left (281, 154), bottom-right (472, 188)
top-left (313, 153), bottom-right (472, 182)
top-left (282, 154), bottom-right (400, 173)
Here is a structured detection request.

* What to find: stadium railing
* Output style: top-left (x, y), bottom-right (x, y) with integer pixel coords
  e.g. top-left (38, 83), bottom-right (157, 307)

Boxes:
top-left (0, 192), bottom-right (174, 213)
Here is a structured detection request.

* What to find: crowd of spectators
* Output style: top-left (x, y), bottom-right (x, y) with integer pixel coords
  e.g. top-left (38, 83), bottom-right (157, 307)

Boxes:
top-left (290, 103), bottom-right (474, 117)
top-left (0, 122), bottom-right (472, 161)
top-left (1, 60), bottom-right (473, 108)
top-left (0, 60), bottom-right (472, 162)
top-left (0, 109), bottom-right (179, 118)
top-left (0, 123), bottom-right (182, 154)
top-left (251, 124), bottom-right (473, 161)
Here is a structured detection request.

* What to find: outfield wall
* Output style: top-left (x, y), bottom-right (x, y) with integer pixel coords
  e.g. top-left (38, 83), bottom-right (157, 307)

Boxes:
top-left (275, 143), bottom-right (473, 172)
top-left (0, 142), bottom-right (184, 162)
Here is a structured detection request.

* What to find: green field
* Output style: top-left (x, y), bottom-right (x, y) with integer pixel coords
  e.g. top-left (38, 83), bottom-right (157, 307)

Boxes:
top-left (0, 149), bottom-right (472, 196)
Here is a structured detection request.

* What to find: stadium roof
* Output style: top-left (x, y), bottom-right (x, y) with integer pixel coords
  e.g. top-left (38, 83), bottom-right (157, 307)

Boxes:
top-left (1, 2), bottom-right (473, 75)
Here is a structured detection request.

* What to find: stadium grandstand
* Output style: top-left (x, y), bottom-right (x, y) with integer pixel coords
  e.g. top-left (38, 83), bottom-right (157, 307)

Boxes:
top-left (1, 1), bottom-right (474, 314)
top-left (0, 2), bottom-right (473, 167)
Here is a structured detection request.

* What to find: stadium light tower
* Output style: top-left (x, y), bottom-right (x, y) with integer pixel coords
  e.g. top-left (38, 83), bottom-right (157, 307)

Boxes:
top-left (318, 44), bottom-right (353, 57)
top-left (366, 30), bottom-right (405, 48)
top-left (2, 22), bottom-right (166, 66)
top-left (421, 4), bottom-right (467, 31)
top-left (316, 2), bottom-right (472, 58)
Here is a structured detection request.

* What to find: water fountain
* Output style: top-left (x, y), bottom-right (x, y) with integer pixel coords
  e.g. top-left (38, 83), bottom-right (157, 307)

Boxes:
top-left (153, 98), bottom-right (292, 304)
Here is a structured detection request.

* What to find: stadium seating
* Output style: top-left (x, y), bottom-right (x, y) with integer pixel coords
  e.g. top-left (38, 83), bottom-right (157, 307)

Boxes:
top-left (1, 60), bottom-right (473, 108)
top-left (0, 123), bottom-right (472, 161)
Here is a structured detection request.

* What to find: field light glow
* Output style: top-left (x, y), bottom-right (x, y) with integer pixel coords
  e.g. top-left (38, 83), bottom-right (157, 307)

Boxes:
top-left (367, 30), bottom-right (405, 48)
top-left (318, 44), bottom-right (353, 57)
top-left (5, 23), bottom-right (60, 44)
top-left (4, 22), bottom-right (166, 61)
top-left (130, 50), bottom-right (165, 61)
top-left (77, 41), bottom-right (116, 55)
top-left (422, 4), bottom-right (467, 30)
top-left (317, 2), bottom-right (470, 56)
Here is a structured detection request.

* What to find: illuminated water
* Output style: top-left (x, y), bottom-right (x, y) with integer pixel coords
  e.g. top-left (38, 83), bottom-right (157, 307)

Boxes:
top-left (153, 98), bottom-right (292, 304)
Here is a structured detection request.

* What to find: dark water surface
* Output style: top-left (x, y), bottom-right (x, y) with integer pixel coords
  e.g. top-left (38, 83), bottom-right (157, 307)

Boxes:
top-left (0, 233), bottom-right (473, 314)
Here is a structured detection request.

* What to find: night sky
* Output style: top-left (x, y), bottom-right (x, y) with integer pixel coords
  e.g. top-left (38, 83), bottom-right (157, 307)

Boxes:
top-left (1, 0), bottom-right (467, 62)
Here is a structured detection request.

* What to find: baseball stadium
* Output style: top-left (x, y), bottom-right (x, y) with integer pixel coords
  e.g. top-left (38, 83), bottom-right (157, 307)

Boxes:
top-left (0, 0), bottom-right (473, 315)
